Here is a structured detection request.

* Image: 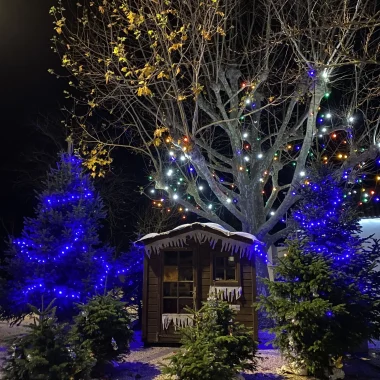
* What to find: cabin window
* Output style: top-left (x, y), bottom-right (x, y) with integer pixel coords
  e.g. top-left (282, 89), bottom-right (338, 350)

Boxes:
top-left (214, 254), bottom-right (237, 281)
top-left (163, 251), bottom-right (194, 313)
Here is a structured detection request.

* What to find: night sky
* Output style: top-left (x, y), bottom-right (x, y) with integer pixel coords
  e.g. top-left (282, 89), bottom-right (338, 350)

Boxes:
top-left (0, 1), bottom-right (64, 239)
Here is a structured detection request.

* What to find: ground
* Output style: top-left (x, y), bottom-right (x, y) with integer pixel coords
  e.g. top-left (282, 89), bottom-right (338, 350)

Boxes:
top-left (0, 322), bottom-right (379, 379)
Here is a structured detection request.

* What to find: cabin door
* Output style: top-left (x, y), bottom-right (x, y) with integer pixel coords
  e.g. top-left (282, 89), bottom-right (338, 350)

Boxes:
top-left (161, 250), bottom-right (195, 333)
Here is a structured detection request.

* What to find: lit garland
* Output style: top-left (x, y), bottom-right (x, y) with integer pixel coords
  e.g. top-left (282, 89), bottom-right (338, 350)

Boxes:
top-left (144, 67), bottom-right (380, 225)
top-left (292, 172), bottom-right (363, 261)
top-left (8, 153), bottom-right (139, 312)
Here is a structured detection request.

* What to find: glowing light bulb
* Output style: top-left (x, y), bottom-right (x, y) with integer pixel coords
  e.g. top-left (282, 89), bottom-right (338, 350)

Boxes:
top-left (244, 156), bottom-right (250, 162)
top-left (208, 204), bottom-right (212, 209)
top-left (243, 132), bottom-right (248, 138)
top-left (167, 169), bottom-right (173, 176)
top-left (245, 98), bottom-right (251, 104)
top-left (348, 116), bottom-right (354, 123)
top-left (322, 127), bottom-right (327, 132)
top-left (169, 151), bottom-right (174, 156)
top-left (257, 153), bottom-right (263, 159)
top-left (226, 198), bottom-right (232, 203)
top-left (150, 189), bottom-right (155, 194)
top-left (270, 211), bottom-right (275, 216)
top-left (300, 171), bottom-right (306, 177)
top-left (198, 185), bottom-right (204, 191)
top-left (180, 155), bottom-right (186, 161)
top-left (326, 113), bottom-right (332, 119)
top-left (173, 194), bottom-right (178, 200)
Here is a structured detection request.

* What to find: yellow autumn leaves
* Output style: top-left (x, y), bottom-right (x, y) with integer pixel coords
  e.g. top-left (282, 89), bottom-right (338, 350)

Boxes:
top-left (151, 127), bottom-right (170, 146)
top-left (82, 145), bottom-right (113, 178)
top-left (137, 85), bottom-right (153, 97)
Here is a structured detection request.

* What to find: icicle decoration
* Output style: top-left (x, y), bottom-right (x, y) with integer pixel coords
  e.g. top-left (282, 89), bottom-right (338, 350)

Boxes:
top-left (162, 313), bottom-right (194, 330)
top-left (138, 223), bottom-right (264, 259)
top-left (209, 286), bottom-right (242, 302)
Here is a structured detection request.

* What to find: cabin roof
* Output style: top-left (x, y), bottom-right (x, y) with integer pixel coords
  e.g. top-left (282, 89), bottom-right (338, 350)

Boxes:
top-left (138, 222), bottom-right (258, 245)
top-left (136, 222), bottom-right (264, 258)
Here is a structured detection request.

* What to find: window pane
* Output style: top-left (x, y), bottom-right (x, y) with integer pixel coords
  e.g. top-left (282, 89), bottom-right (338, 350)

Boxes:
top-left (215, 267), bottom-right (224, 281)
top-left (179, 251), bottom-right (193, 266)
top-left (164, 251), bottom-right (177, 265)
top-left (179, 267), bottom-right (193, 281)
top-left (215, 256), bottom-right (224, 267)
top-left (164, 266), bottom-right (178, 282)
top-left (178, 283), bottom-right (193, 297)
top-left (179, 299), bottom-right (193, 313)
top-left (227, 256), bottom-right (236, 267)
top-left (163, 282), bottom-right (178, 297)
top-left (226, 267), bottom-right (236, 280)
top-left (163, 299), bottom-right (177, 313)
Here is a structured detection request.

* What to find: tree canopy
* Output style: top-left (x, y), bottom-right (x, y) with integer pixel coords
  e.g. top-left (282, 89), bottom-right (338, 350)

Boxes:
top-left (50, 0), bottom-right (380, 244)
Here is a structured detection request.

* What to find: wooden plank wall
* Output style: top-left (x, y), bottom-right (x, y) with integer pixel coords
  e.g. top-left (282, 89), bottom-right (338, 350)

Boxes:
top-left (239, 256), bottom-right (256, 335)
top-left (144, 254), bottom-right (161, 343)
top-left (199, 244), bottom-right (257, 336)
top-left (143, 242), bottom-right (257, 344)
top-left (199, 245), bottom-right (211, 303)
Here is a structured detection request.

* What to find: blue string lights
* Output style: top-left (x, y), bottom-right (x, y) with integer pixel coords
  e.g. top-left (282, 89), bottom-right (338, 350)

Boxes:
top-left (7, 153), bottom-right (126, 315)
top-left (292, 169), bottom-right (363, 262)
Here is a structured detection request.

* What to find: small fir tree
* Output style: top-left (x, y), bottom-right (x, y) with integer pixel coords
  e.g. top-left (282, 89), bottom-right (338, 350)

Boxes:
top-left (259, 165), bottom-right (380, 377)
top-left (162, 297), bottom-right (257, 380)
top-left (71, 291), bottom-right (133, 366)
top-left (2, 153), bottom-right (115, 320)
top-left (2, 299), bottom-right (94, 380)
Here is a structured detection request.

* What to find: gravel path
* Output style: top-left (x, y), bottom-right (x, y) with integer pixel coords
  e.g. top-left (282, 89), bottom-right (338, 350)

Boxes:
top-left (112, 348), bottom-right (286, 380)
top-left (0, 323), bottom-right (379, 380)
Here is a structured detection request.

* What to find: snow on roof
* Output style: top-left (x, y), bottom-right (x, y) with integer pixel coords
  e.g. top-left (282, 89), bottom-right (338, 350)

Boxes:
top-left (136, 222), bottom-right (264, 258)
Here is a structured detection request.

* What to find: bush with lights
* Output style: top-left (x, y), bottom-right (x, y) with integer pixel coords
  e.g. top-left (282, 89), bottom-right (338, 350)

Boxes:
top-left (258, 165), bottom-right (380, 378)
top-left (162, 297), bottom-right (257, 380)
top-left (1, 153), bottom-right (120, 321)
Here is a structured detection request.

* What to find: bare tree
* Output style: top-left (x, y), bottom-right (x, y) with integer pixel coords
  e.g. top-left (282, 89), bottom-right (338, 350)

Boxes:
top-left (133, 202), bottom-right (183, 239)
top-left (49, 0), bottom-right (380, 247)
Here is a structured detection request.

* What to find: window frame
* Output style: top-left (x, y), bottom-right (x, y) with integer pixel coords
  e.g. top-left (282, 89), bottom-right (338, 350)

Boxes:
top-left (161, 249), bottom-right (195, 315)
top-left (211, 252), bottom-right (241, 286)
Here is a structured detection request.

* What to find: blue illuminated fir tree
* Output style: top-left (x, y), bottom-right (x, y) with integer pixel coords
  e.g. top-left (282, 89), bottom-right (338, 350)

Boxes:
top-left (259, 165), bottom-right (380, 377)
top-left (3, 153), bottom-right (116, 319)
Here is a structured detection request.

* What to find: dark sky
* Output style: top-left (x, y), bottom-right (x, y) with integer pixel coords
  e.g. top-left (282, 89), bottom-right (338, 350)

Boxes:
top-left (0, 0), bottom-right (64, 236)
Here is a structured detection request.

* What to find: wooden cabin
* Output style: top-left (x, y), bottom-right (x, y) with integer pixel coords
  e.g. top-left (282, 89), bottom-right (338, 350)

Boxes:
top-left (137, 222), bottom-right (264, 344)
